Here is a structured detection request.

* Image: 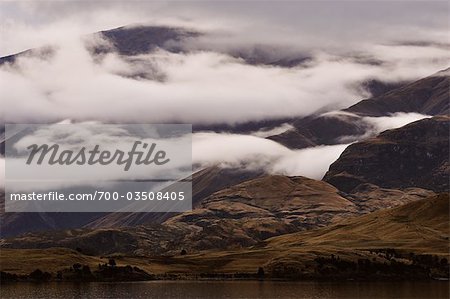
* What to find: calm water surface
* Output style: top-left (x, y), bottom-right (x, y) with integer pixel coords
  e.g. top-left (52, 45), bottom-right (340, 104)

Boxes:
top-left (1, 281), bottom-right (449, 299)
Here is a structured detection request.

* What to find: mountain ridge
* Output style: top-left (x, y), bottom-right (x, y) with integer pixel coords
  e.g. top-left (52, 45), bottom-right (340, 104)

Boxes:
top-left (268, 68), bottom-right (449, 149)
top-left (323, 115), bottom-right (450, 193)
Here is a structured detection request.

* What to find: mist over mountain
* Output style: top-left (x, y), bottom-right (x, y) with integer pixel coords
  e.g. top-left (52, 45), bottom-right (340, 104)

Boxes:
top-left (0, 2), bottom-right (449, 284)
top-left (268, 69), bottom-right (449, 149)
top-left (0, 28), bottom-right (449, 237)
top-left (1, 22), bottom-right (449, 125)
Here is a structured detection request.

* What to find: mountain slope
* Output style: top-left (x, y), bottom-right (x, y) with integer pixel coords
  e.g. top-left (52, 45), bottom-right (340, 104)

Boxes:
top-left (162, 175), bottom-right (358, 250)
top-left (0, 26), bottom-right (196, 66)
top-left (1, 174), bottom-right (434, 255)
top-left (323, 116), bottom-right (450, 193)
top-left (345, 69), bottom-right (449, 116)
top-left (267, 111), bottom-right (369, 148)
top-left (84, 166), bottom-right (263, 229)
top-left (0, 176), bottom-right (358, 253)
top-left (98, 26), bottom-right (198, 55)
top-left (268, 69), bottom-right (449, 149)
top-left (0, 166), bottom-right (263, 237)
top-left (266, 193), bottom-right (449, 254)
top-left (2, 194), bottom-right (448, 279)
top-left (192, 193), bottom-right (450, 276)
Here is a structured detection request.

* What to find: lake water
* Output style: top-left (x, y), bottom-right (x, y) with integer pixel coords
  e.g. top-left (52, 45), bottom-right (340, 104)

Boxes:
top-left (1, 281), bottom-right (449, 299)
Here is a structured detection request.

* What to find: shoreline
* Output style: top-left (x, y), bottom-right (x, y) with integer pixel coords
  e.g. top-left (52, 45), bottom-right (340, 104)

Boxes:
top-left (2, 272), bottom-right (449, 284)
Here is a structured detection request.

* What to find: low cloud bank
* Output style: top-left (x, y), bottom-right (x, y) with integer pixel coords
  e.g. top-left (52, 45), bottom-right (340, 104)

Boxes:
top-left (192, 132), bottom-right (349, 179)
top-left (336, 112), bottom-right (431, 143)
top-left (1, 36), bottom-right (447, 126)
top-left (364, 112), bottom-right (431, 133)
top-left (0, 113), bottom-right (435, 191)
top-left (0, 129), bottom-right (348, 190)
top-left (192, 112), bottom-right (431, 179)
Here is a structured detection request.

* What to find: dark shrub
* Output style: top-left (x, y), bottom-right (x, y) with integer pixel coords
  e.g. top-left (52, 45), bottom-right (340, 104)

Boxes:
top-left (29, 269), bottom-right (51, 281)
top-left (108, 258), bottom-right (116, 267)
top-left (72, 263), bottom-right (82, 271)
top-left (257, 267), bottom-right (265, 279)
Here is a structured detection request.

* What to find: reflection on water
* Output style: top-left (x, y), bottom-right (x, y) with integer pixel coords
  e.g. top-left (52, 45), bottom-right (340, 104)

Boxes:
top-left (1, 281), bottom-right (449, 299)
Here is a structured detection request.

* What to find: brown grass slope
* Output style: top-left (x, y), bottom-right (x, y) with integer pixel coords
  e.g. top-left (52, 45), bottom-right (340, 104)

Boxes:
top-left (2, 194), bottom-right (447, 277)
top-left (266, 193), bottom-right (449, 255)
top-left (1, 176), bottom-right (436, 257)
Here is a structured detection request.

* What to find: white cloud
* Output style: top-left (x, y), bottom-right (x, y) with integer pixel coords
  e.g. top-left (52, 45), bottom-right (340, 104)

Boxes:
top-left (191, 112), bottom-right (431, 179)
top-left (6, 123), bottom-right (191, 185)
top-left (0, 2), bottom-right (448, 126)
top-left (250, 123), bottom-right (294, 138)
top-left (2, 2), bottom-right (447, 56)
top-left (364, 112), bottom-right (431, 133)
top-left (0, 111), bottom-right (436, 191)
top-left (335, 112), bottom-right (431, 143)
top-left (270, 144), bottom-right (350, 179)
top-left (0, 1), bottom-right (447, 189)
top-left (1, 37), bottom-right (447, 126)
top-left (192, 132), bottom-right (348, 179)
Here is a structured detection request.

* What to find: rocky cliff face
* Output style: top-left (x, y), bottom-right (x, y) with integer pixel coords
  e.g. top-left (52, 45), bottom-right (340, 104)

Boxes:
top-left (323, 116), bottom-right (450, 193)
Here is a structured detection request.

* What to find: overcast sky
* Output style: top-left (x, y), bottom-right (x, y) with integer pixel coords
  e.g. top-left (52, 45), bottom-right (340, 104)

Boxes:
top-left (1, 1), bottom-right (448, 56)
top-left (0, 1), bottom-right (448, 125)
top-left (1, 1), bottom-right (448, 124)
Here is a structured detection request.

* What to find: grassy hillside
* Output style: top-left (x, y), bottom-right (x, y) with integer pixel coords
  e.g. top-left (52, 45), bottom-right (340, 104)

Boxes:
top-left (266, 192), bottom-right (449, 254)
top-left (1, 194), bottom-right (448, 280)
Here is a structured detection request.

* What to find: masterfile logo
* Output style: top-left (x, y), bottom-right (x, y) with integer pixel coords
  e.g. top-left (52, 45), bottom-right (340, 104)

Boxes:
top-left (4, 123), bottom-right (192, 213)
top-left (26, 141), bottom-right (170, 171)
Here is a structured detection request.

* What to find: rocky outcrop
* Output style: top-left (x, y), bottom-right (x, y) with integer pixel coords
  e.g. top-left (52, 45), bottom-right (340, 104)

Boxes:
top-left (162, 175), bottom-right (358, 250)
top-left (323, 116), bottom-right (450, 193)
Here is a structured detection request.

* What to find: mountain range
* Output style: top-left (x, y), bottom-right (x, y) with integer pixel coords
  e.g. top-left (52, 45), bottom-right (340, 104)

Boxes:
top-left (2, 193), bottom-right (448, 279)
top-left (0, 25), bottom-right (449, 280)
